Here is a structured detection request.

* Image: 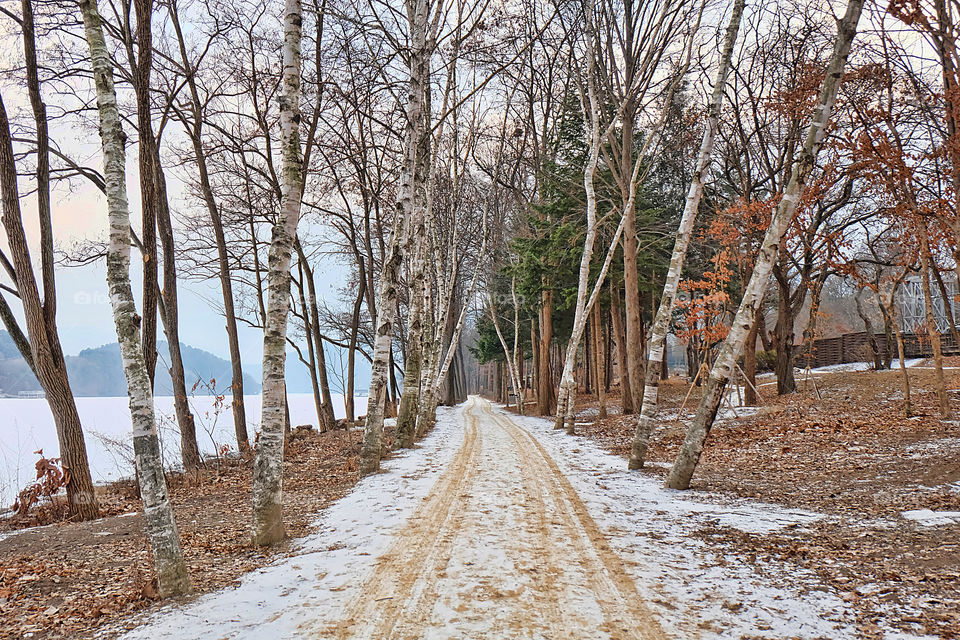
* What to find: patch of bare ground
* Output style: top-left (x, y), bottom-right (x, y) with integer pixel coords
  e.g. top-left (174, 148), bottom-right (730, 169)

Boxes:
top-left (564, 366), bottom-right (960, 639)
top-left (0, 424), bottom-right (398, 640)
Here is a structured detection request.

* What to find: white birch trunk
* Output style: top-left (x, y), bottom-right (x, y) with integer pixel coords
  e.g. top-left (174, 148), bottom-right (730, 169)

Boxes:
top-left (415, 253), bottom-right (440, 436)
top-left (511, 276), bottom-right (525, 415)
top-left (77, 0), bottom-right (189, 596)
top-left (553, 22), bottom-right (604, 431)
top-left (251, 0), bottom-right (303, 545)
top-left (627, 0), bottom-right (745, 469)
top-left (360, 0), bottom-right (429, 475)
top-left (396, 209), bottom-right (428, 448)
top-left (557, 213), bottom-right (627, 434)
top-left (487, 290), bottom-right (523, 414)
top-left (666, 0), bottom-right (865, 490)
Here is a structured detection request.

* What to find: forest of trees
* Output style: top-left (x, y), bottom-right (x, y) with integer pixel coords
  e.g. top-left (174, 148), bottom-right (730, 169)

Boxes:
top-left (1, 0), bottom-right (959, 602)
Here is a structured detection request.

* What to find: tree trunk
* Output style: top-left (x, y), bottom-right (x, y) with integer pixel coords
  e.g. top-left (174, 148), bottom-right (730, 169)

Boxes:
top-left (887, 293), bottom-right (913, 414)
top-left (626, 0), bottom-right (745, 468)
top-left (1, 2), bottom-right (100, 521)
top-left (295, 267), bottom-right (325, 430)
top-left (773, 277), bottom-right (797, 394)
top-left (621, 99), bottom-right (646, 415)
top-left (156, 184), bottom-right (200, 471)
top-left (396, 257), bottom-right (425, 448)
top-left (592, 303), bottom-right (607, 418)
top-left (251, 0), bottom-right (304, 545)
top-left (345, 278), bottom-right (365, 423)
top-left (487, 291), bottom-right (524, 417)
top-left (162, 25), bottom-right (253, 449)
top-left (537, 290), bottom-right (556, 415)
top-left (743, 313), bottom-right (761, 406)
top-left (918, 222), bottom-right (952, 418)
top-left (202, 176), bottom-right (249, 451)
top-left (609, 281), bottom-right (633, 414)
top-left (855, 289), bottom-right (882, 370)
top-left (666, 0), bottom-right (865, 490)
top-left (78, 0), bottom-right (189, 594)
top-left (0, 95), bottom-right (99, 521)
top-left (360, 0), bottom-right (429, 475)
top-left (131, 0), bottom-right (158, 389)
top-left (299, 245), bottom-right (336, 429)
top-left (877, 293), bottom-right (895, 369)
top-left (800, 275), bottom-right (828, 375)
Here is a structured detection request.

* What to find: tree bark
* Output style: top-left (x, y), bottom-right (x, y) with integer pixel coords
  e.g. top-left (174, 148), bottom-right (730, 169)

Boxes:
top-left (609, 280), bottom-right (633, 414)
top-left (130, 0), bottom-right (158, 389)
top-left (666, 0), bottom-right (865, 489)
top-left (627, 0), bottom-right (745, 468)
top-left (0, 1), bottom-right (100, 521)
top-left (360, 0), bottom-right (429, 475)
top-left (592, 303), bottom-right (607, 418)
top-left (773, 282), bottom-right (797, 394)
top-left (855, 289), bottom-right (882, 370)
top-left (297, 243), bottom-right (336, 430)
top-left (167, 2), bottom-right (250, 450)
top-left (251, 0), bottom-right (304, 545)
top-left (156, 187), bottom-right (200, 471)
top-left (0, 93), bottom-right (99, 521)
top-left (743, 313), bottom-right (761, 405)
top-left (346, 276), bottom-right (365, 423)
top-left (78, 0), bottom-right (189, 594)
top-left (918, 222), bottom-right (952, 418)
top-left (165, 0), bottom-right (250, 450)
top-left (537, 290), bottom-right (556, 415)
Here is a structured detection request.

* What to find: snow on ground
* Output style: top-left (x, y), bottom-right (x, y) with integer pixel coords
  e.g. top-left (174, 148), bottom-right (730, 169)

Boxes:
top-left (507, 406), bottom-right (860, 640)
top-left (111, 405), bottom-right (463, 640)
top-left (0, 394), bottom-right (367, 507)
top-left (96, 396), bottom-right (944, 639)
top-left (901, 509), bottom-right (960, 526)
top-left (753, 359), bottom-right (926, 388)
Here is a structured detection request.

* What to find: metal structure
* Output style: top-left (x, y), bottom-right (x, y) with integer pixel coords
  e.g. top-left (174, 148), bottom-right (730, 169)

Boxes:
top-left (898, 274), bottom-right (958, 333)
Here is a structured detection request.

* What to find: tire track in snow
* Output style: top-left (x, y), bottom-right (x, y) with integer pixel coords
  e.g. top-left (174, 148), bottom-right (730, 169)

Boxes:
top-left (489, 403), bottom-right (665, 640)
top-left (324, 396), bottom-right (665, 639)
top-left (326, 397), bottom-right (482, 638)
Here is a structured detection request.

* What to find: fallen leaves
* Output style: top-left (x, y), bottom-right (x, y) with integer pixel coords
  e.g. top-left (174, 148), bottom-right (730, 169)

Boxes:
top-left (0, 426), bottom-right (372, 639)
top-left (569, 366), bottom-right (960, 639)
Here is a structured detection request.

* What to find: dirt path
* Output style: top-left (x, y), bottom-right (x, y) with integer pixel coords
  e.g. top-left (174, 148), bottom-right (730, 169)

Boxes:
top-left (322, 396), bottom-right (665, 639)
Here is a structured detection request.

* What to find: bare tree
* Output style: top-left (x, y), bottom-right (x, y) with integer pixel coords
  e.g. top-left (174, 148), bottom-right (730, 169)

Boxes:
top-left (627, 0), bottom-right (746, 469)
top-left (78, 0), bottom-right (189, 596)
top-left (0, 0), bottom-right (99, 521)
top-left (666, 0), bottom-right (866, 490)
top-left (251, 0), bottom-right (304, 545)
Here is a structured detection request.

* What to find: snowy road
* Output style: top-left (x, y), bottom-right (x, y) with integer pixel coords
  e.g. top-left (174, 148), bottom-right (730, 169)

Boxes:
top-left (318, 396), bottom-right (664, 639)
top-left (118, 396), bottom-right (859, 640)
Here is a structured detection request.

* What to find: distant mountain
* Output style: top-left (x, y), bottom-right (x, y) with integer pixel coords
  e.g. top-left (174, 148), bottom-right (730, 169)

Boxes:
top-left (0, 332), bottom-right (261, 397)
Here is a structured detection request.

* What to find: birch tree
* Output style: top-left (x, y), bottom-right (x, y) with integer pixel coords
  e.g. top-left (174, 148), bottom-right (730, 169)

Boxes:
top-left (627, 0), bottom-right (746, 470)
top-left (251, 0), bottom-right (304, 544)
top-left (77, 0), bottom-right (189, 595)
top-left (360, 0), bottom-right (433, 475)
top-left (666, 0), bottom-right (866, 490)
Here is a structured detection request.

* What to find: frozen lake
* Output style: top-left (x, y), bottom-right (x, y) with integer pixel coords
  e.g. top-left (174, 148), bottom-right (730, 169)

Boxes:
top-left (0, 393), bottom-right (367, 508)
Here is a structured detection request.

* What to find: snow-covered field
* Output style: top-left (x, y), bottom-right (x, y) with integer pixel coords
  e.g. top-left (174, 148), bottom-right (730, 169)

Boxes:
top-left (0, 393), bottom-right (367, 507)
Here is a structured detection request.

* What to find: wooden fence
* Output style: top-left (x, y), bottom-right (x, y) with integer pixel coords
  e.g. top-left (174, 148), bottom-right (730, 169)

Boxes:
top-left (796, 331), bottom-right (959, 369)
